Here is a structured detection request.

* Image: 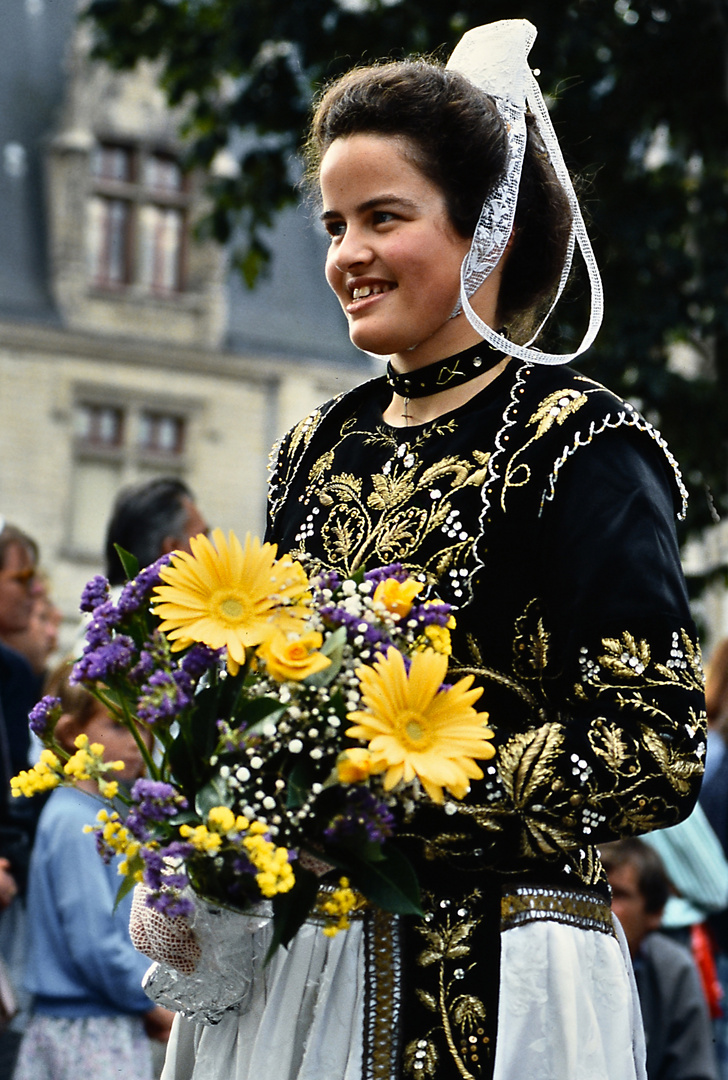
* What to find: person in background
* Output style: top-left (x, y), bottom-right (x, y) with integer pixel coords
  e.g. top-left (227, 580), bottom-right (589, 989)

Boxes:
top-left (0, 522), bottom-right (42, 789)
top-left (1, 575), bottom-right (62, 692)
top-left (104, 478), bottom-right (209, 587)
top-left (12, 661), bottom-right (173, 1080)
top-left (0, 521), bottom-right (44, 1080)
top-left (699, 637), bottom-right (728, 1080)
top-left (602, 838), bottom-right (720, 1080)
top-left (640, 804), bottom-right (728, 1023)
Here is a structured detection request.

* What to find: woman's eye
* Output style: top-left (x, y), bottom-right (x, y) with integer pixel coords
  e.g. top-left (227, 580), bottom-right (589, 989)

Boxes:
top-left (324, 220), bottom-right (345, 238)
top-left (373, 210), bottom-right (396, 225)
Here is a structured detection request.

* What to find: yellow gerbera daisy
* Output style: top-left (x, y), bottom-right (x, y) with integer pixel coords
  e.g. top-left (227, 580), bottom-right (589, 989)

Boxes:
top-left (152, 529), bottom-right (310, 673)
top-left (346, 647), bottom-right (494, 804)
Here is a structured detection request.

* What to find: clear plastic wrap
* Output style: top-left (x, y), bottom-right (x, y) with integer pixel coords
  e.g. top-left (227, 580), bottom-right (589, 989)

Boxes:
top-left (141, 897), bottom-right (274, 1026)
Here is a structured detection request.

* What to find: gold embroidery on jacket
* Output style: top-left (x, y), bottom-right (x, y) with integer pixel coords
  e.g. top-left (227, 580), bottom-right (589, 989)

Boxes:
top-left (404, 891), bottom-right (490, 1080)
top-left (449, 606), bottom-right (706, 882)
top-left (285, 414), bottom-right (490, 578)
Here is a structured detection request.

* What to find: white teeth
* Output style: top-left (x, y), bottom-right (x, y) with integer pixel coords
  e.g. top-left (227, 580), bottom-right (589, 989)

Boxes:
top-left (351, 284), bottom-right (389, 300)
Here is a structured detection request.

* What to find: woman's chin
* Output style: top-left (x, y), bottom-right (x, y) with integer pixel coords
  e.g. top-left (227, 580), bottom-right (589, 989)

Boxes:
top-left (348, 324), bottom-right (414, 358)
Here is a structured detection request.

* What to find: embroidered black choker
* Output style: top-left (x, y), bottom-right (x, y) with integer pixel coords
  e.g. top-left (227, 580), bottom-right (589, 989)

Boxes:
top-left (385, 340), bottom-right (504, 399)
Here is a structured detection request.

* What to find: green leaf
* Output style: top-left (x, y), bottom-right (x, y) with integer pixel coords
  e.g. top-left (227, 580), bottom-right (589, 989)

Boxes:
top-left (114, 544), bottom-right (140, 582)
top-left (330, 843), bottom-right (422, 916)
top-left (233, 697), bottom-right (287, 734)
top-left (304, 626), bottom-right (347, 688)
top-left (286, 758), bottom-right (316, 810)
top-left (267, 868), bottom-right (321, 962)
top-left (195, 773), bottom-right (234, 817)
top-left (113, 867), bottom-right (140, 911)
top-left (166, 693), bottom-right (220, 801)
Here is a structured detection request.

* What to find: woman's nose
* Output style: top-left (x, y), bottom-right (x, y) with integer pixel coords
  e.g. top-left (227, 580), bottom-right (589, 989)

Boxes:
top-left (334, 226), bottom-right (373, 272)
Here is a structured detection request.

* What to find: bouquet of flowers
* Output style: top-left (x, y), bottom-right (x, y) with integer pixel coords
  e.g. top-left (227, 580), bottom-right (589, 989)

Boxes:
top-left (13, 529), bottom-right (494, 954)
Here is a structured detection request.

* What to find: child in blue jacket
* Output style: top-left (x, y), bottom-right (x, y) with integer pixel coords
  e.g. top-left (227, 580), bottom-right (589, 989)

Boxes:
top-left (13, 662), bottom-right (172, 1080)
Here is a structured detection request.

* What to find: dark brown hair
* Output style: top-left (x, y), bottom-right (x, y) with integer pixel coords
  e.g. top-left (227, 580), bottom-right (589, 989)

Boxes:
top-left (600, 838), bottom-right (670, 915)
top-left (0, 522), bottom-right (38, 572)
top-left (304, 60), bottom-right (573, 336)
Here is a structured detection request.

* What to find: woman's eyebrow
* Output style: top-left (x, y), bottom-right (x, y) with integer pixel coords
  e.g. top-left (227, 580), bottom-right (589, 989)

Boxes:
top-left (320, 194), bottom-right (420, 221)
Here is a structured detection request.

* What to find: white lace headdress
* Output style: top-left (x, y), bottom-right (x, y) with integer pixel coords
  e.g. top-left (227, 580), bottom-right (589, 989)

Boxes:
top-left (446, 19), bottom-right (603, 365)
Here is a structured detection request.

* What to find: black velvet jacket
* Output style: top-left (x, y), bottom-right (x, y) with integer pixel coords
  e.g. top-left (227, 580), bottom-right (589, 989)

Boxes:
top-left (266, 359), bottom-right (706, 1080)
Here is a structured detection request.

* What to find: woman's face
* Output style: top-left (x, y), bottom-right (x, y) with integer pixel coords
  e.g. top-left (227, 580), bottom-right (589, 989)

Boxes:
top-left (320, 134), bottom-right (473, 361)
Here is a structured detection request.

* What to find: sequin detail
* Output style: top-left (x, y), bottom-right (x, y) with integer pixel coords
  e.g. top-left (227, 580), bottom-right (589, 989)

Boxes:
top-left (501, 885), bottom-right (615, 936)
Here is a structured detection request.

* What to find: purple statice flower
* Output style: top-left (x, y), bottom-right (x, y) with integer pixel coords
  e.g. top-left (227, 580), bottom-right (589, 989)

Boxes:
top-left (324, 787), bottom-right (395, 845)
top-left (232, 853), bottom-right (256, 877)
top-left (317, 603), bottom-right (393, 649)
top-left (409, 600), bottom-right (453, 628)
top-left (72, 634), bottom-right (137, 685)
top-left (82, 600), bottom-right (122, 649)
top-left (310, 569), bottom-right (342, 594)
top-left (129, 650), bottom-right (156, 685)
top-left (126, 780), bottom-right (188, 841)
top-left (28, 695), bottom-right (62, 740)
top-left (181, 643), bottom-right (223, 678)
top-left (141, 842), bottom-right (192, 892)
top-left (88, 821), bottom-right (117, 864)
top-left (117, 553), bottom-right (172, 616)
top-left (129, 630), bottom-right (170, 684)
top-left (144, 889), bottom-right (195, 920)
top-left (224, 852), bottom-right (260, 905)
top-left (216, 718), bottom-right (248, 754)
top-left (80, 575), bottom-right (110, 614)
top-left (141, 842), bottom-right (195, 918)
top-left (136, 668), bottom-right (193, 726)
top-left (363, 563), bottom-right (410, 587)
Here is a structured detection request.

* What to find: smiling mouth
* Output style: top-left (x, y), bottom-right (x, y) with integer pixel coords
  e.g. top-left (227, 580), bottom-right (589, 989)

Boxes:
top-left (350, 283), bottom-right (394, 300)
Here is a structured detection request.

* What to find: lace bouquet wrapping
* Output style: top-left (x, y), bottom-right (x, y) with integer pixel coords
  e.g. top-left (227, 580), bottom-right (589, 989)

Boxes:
top-left (12, 529), bottom-right (494, 1016)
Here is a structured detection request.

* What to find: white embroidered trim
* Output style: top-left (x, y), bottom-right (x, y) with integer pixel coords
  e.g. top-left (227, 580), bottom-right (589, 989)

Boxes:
top-left (540, 406), bottom-right (689, 520)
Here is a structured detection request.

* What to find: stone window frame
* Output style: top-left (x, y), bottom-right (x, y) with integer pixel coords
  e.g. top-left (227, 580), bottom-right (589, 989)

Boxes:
top-left (87, 139), bottom-right (191, 297)
top-left (64, 384), bottom-right (200, 562)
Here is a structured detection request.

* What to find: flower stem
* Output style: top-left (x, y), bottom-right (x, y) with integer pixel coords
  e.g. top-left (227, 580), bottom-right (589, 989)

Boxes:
top-left (98, 686), bottom-right (159, 781)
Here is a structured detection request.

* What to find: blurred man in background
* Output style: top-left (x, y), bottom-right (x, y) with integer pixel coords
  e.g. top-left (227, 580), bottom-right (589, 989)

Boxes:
top-left (104, 477), bottom-right (208, 585)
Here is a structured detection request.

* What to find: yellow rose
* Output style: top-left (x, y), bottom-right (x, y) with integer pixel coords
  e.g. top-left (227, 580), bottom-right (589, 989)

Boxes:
top-left (336, 747), bottom-right (374, 784)
top-left (258, 629), bottom-right (331, 682)
top-left (373, 578), bottom-right (424, 619)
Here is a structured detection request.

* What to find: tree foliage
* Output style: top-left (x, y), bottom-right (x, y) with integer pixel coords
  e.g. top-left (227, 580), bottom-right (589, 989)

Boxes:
top-left (84, 0), bottom-right (728, 558)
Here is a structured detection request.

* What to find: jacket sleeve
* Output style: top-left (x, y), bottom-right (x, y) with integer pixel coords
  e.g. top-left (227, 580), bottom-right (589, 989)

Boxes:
top-left (464, 425), bottom-right (706, 873)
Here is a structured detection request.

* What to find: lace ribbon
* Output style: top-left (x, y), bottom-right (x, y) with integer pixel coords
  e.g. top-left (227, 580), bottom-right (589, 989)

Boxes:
top-left (447, 19), bottom-right (604, 365)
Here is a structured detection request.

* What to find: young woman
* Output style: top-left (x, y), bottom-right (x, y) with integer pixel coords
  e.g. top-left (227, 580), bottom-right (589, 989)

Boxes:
top-left (157, 20), bottom-right (706, 1080)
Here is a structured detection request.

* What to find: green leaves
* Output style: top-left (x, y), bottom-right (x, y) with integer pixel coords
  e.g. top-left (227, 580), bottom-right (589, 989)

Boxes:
top-left (114, 544), bottom-right (140, 582)
top-left (195, 773), bottom-right (234, 817)
top-left (326, 842), bottom-right (422, 917)
top-left (304, 625), bottom-right (347, 688)
top-left (268, 867), bottom-right (321, 958)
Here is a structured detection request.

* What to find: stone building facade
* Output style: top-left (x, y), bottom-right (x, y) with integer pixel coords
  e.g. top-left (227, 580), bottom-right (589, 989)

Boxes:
top-left (0, 2), bottom-right (367, 649)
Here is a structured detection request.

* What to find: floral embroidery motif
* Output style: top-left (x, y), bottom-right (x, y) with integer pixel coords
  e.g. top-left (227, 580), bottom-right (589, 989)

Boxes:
top-left (278, 416), bottom-right (490, 596)
top-left (451, 607), bottom-right (706, 882)
top-left (405, 892), bottom-right (491, 1080)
